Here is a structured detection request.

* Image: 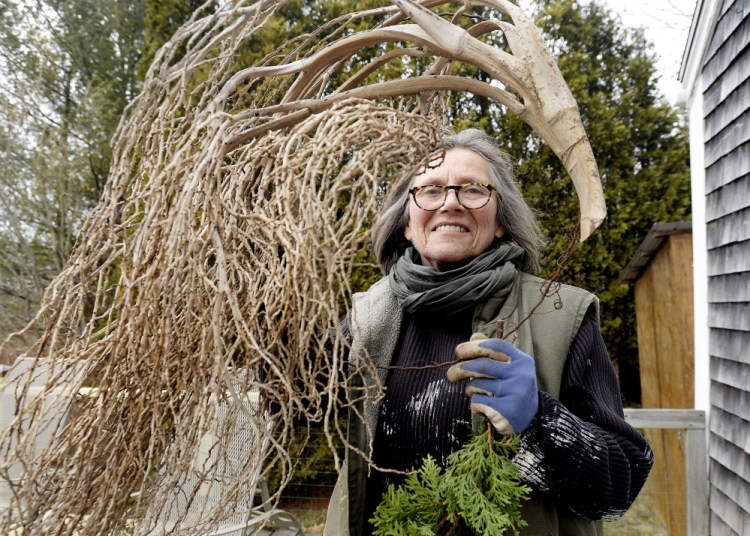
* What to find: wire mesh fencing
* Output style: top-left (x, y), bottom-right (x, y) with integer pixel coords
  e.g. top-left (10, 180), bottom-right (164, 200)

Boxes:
top-left (272, 423), bottom-right (342, 533)
top-left (605, 409), bottom-right (708, 536)
top-left (606, 428), bottom-right (688, 535)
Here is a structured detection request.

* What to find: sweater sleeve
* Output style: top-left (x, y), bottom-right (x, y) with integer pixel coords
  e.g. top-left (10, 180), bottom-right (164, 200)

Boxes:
top-left (511, 307), bottom-right (654, 521)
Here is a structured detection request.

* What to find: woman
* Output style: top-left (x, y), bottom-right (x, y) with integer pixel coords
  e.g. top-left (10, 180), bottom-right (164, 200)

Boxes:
top-left (324, 128), bottom-right (653, 536)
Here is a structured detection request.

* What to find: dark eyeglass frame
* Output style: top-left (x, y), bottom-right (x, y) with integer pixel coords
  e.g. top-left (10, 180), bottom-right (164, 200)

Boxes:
top-left (408, 183), bottom-right (498, 211)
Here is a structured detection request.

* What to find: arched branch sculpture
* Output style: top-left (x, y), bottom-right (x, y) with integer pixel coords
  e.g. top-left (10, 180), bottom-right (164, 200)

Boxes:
top-left (0, 1), bottom-right (605, 534)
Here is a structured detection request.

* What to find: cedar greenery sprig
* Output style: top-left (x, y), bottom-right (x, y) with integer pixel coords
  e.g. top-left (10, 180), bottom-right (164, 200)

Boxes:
top-left (371, 428), bottom-right (530, 535)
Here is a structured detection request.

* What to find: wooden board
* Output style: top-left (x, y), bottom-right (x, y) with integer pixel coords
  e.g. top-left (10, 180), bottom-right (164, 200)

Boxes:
top-left (706, 208), bottom-right (750, 249)
top-left (706, 175), bottom-right (750, 222)
top-left (705, 108), bottom-right (750, 167)
top-left (705, 142), bottom-right (750, 193)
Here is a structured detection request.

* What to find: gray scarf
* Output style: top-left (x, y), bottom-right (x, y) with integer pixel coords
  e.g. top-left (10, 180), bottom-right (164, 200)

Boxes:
top-left (388, 244), bottom-right (524, 314)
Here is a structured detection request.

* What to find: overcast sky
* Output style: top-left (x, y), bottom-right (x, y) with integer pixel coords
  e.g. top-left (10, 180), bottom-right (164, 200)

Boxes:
top-left (599, 0), bottom-right (698, 104)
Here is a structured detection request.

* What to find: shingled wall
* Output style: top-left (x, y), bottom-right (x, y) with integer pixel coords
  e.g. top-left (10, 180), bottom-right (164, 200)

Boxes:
top-left (701, 0), bottom-right (750, 532)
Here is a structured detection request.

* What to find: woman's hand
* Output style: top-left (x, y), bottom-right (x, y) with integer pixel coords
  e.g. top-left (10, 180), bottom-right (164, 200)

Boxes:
top-left (447, 334), bottom-right (539, 435)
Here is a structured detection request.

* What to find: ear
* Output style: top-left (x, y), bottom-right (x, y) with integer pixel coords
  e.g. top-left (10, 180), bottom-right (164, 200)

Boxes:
top-left (404, 221), bottom-right (412, 241)
top-left (495, 223), bottom-right (505, 239)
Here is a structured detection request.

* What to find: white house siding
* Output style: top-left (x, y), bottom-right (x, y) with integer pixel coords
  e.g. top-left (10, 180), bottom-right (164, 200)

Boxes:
top-left (700, 0), bottom-right (750, 533)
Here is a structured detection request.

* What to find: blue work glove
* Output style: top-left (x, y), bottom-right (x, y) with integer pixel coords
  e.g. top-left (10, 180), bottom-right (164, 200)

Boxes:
top-left (447, 333), bottom-right (539, 436)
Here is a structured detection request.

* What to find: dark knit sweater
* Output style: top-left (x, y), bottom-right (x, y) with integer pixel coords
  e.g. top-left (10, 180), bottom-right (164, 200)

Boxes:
top-left (362, 308), bottom-right (474, 530)
top-left (359, 305), bottom-right (652, 534)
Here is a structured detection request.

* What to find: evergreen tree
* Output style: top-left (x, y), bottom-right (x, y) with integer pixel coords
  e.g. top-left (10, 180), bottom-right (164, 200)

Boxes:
top-left (315, 0), bottom-right (691, 401)
top-left (486, 0), bottom-right (691, 401)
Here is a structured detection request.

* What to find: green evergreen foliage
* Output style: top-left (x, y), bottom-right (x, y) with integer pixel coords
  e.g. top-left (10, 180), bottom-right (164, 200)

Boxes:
top-left (371, 431), bottom-right (530, 535)
top-left (486, 0), bottom-right (691, 402)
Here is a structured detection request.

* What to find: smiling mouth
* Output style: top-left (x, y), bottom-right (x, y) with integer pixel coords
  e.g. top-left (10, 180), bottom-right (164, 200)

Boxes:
top-left (434, 224), bottom-right (468, 233)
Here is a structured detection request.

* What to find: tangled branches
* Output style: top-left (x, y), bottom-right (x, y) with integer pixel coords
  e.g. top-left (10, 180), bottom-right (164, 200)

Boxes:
top-left (0, 0), bottom-right (604, 533)
top-left (1, 4), bottom-right (440, 535)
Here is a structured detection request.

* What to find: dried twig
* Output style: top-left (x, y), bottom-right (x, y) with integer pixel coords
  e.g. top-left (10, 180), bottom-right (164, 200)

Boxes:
top-left (0, 1), bottom-right (603, 534)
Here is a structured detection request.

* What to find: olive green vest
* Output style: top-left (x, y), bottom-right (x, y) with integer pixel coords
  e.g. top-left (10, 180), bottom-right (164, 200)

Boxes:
top-left (324, 272), bottom-right (603, 536)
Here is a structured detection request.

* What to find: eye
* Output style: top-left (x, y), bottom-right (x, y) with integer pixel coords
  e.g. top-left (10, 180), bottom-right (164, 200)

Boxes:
top-left (420, 185), bottom-right (444, 198)
top-left (462, 184), bottom-right (490, 196)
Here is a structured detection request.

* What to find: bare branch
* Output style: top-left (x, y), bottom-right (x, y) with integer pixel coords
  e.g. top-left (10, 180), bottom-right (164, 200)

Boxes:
top-left (0, 1), bottom-right (605, 533)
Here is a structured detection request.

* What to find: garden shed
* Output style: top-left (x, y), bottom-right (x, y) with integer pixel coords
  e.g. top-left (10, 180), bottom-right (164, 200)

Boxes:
top-left (620, 221), bottom-right (695, 411)
top-left (679, 0), bottom-right (750, 532)
top-left (620, 221), bottom-right (694, 535)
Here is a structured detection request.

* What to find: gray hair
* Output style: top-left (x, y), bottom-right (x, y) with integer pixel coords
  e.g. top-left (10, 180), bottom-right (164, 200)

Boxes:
top-left (371, 128), bottom-right (545, 274)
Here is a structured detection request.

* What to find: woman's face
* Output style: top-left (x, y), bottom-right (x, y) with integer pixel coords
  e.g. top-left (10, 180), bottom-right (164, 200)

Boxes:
top-left (404, 148), bottom-right (504, 271)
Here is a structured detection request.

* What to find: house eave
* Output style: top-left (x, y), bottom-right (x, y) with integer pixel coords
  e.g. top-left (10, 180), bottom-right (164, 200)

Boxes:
top-left (679, 0), bottom-right (724, 98)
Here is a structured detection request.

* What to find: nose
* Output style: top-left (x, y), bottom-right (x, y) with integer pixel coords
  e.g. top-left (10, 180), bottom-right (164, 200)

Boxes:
top-left (440, 188), bottom-right (464, 210)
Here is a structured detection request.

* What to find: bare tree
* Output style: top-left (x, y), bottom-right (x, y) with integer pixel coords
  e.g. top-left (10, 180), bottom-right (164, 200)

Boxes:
top-left (0, 0), bottom-right (143, 359)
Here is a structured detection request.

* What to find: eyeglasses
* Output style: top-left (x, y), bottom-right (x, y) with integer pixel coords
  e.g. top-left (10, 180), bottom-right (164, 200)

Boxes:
top-left (408, 183), bottom-right (497, 211)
